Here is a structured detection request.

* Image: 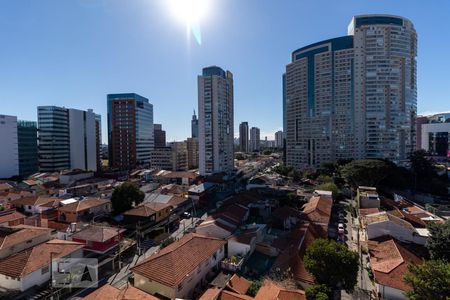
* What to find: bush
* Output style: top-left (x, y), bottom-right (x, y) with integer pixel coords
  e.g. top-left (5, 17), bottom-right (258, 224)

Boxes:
top-left (316, 182), bottom-right (340, 199)
top-left (247, 280), bottom-right (262, 296)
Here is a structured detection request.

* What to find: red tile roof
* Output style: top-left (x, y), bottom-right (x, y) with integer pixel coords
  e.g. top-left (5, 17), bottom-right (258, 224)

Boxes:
top-left (82, 284), bottom-right (159, 300)
top-left (359, 208), bottom-right (380, 217)
top-left (219, 291), bottom-right (254, 300)
top-left (0, 183), bottom-right (12, 192)
top-left (302, 195), bottom-right (332, 225)
top-left (226, 274), bottom-right (251, 295)
top-left (0, 210), bottom-right (25, 224)
top-left (58, 198), bottom-right (110, 213)
top-left (199, 287), bottom-right (222, 300)
top-left (0, 226), bottom-right (52, 251)
top-left (72, 225), bottom-right (125, 243)
top-left (131, 233), bottom-right (226, 288)
top-left (368, 237), bottom-right (422, 292)
top-left (0, 239), bottom-right (83, 278)
top-left (254, 281), bottom-right (306, 300)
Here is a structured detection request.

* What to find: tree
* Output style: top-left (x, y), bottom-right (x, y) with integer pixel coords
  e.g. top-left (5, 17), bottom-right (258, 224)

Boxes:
top-left (160, 237), bottom-right (175, 249)
top-left (316, 182), bottom-right (340, 199)
top-left (304, 239), bottom-right (359, 293)
top-left (247, 280), bottom-right (262, 296)
top-left (426, 220), bottom-right (450, 262)
top-left (306, 284), bottom-right (331, 300)
top-left (110, 181), bottom-right (145, 213)
top-left (404, 260), bottom-right (450, 300)
top-left (341, 159), bottom-right (389, 187)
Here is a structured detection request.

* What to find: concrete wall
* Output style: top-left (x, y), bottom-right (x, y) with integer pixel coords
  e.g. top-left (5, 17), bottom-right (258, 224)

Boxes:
top-left (0, 231), bottom-right (51, 259)
top-left (377, 283), bottom-right (408, 300)
top-left (228, 240), bottom-right (253, 257)
top-left (367, 221), bottom-right (426, 245)
top-left (0, 114), bottom-right (19, 178)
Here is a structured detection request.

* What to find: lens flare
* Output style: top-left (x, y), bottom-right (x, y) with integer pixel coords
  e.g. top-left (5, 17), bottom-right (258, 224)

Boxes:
top-left (169, 0), bottom-right (209, 45)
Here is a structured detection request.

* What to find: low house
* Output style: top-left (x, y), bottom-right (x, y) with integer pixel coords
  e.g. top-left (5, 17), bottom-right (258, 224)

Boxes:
top-left (196, 204), bottom-right (249, 239)
top-left (10, 196), bottom-right (61, 214)
top-left (57, 198), bottom-right (111, 223)
top-left (368, 237), bottom-right (422, 300)
top-left (82, 284), bottom-right (159, 300)
top-left (0, 209), bottom-right (26, 226)
top-left (71, 225), bottom-right (125, 254)
top-left (254, 281), bottom-right (306, 300)
top-left (0, 239), bottom-right (84, 292)
top-left (131, 233), bottom-right (226, 299)
top-left (364, 211), bottom-right (428, 245)
top-left (226, 274), bottom-right (251, 295)
top-left (271, 206), bottom-right (302, 230)
top-left (0, 183), bottom-right (13, 194)
top-left (188, 182), bottom-right (216, 207)
top-left (271, 223), bottom-right (327, 289)
top-left (301, 192), bottom-right (332, 232)
top-left (358, 186), bottom-right (380, 208)
top-left (143, 193), bottom-right (191, 216)
top-left (0, 225), bottom-right (52, 259)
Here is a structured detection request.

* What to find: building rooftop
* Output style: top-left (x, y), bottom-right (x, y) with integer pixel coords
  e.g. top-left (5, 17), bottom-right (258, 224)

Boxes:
top-left (368, 237), bottom-right (422, 292)
top-left (82, 284), bottom-right (159, 300)
top-left (302, 194), bottom-right (332, 225)
top-left (131, 233), bottom-right (226, 288)
top-left (0, 239), bottom-right (83, 278)
top-left (0, 226), bottom-right (52, 251)
top-left (58, 197), bottom-right (110, 213)
top-left (71, 225), bottom-right (125, 243)
top-left (0, 210), bottom-right (26, 224)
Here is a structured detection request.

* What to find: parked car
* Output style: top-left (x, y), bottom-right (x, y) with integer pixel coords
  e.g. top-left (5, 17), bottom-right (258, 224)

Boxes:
top-left (338, 223), bottom-right (345, 234)
top-left (182, 212), bottom-right (191, 219)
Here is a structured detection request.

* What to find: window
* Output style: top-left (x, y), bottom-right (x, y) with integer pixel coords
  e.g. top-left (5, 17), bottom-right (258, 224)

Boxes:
top-left (41, 266), bottom-right (49, 274)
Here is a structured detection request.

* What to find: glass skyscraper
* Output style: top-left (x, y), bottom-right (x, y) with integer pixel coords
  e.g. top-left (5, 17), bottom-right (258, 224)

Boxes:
top-left (284, 14), bottom-right (417, 169)
top-left (17, 120), bottom-right (38, 177)
top-left (107, 93), bottom-right (154, 170)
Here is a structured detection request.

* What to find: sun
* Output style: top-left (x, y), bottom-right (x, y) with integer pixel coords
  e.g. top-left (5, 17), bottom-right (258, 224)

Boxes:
top-left (169, 0), bottom-right (210, 25)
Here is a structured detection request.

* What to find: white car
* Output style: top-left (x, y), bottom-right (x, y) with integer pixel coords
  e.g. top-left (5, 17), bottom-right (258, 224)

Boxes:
top-left (338, 223), bottom-right (345, 234)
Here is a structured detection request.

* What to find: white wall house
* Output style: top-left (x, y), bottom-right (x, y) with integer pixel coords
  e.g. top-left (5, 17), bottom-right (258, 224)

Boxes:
top-left (365, 212), bottom-right (427, 245)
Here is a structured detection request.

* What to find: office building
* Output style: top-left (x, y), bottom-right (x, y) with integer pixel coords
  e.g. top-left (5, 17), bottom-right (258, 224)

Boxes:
top-left (0, 114), bottom-right (19, 178)
top-left (38, 106), bottom-right (100, 172)
top-left (418, 112), bottom-right (450, 157)
top-left (415, 116), bottom-right (429, 151)
top-left (191, 110), bottom-right (198, 138)
top-left (187, 137), bottom-right (199, 169)
top-left (154, 124), bottom-right (166, 148)
top-left (17, 120), bottom-right (39, 177)
top-left (198, 66), bottom-right (234, 175)
top-left (250, 127), bottom-right (260, 152)
top-left (284, 14), bottom-right (417, 169)
top-left (107, 93), bottom-right (154, 170)
top-left (239, 122), bottom-right (249, 153)
top-left (275, 130), bottom-right (284, 149)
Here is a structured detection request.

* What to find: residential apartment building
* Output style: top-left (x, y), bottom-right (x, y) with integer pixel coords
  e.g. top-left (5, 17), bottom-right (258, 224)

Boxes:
top-left (171, 141), bottom-right (188, 171)
top-left (107, 93), bottom-right (154, 170)
top-left (191, 110), bottom-right (198, 138)
top-left (198, 66), bottom-right (234, 175)
top-left (239, 122), bottom-right (249, 153)
top-left (186, 137), bottom-right (199, 169)
top-left (37, 106), bottom-right (100, 172)
top-left (151, 146), bottom-right (173, 170)
top-left (154, 123), bottom-right (166, 148)
top-left (0, 114), bottom-right (19, 178)
top-left (250, 127), bottom-right (260, 152)
top-left (284, 15), bottom-right (417, 169)
top-left (17, 120), bottom-right (39, 177)
top-left (275, 130), bottom-right (283, 149)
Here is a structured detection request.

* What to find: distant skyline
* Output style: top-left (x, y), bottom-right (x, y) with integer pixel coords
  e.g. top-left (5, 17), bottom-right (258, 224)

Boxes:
top-left (1, 0), bottom-right (450, 143)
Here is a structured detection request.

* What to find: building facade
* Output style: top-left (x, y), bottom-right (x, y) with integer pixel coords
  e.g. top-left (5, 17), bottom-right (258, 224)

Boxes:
top-left (107, 93), bottom-right (154, 170)
top-left (171, 141), bottom-right (188, 171)
top-left (151, 146), bottom-right (173, 170)
top-left (239, 122), bottom-right (249, 153)
top-left (275, 130), bottom-right (284, 149)
top-left (154, 123), bottom-right (166, 148)
top-left (191, 110), bottom-right (198, 138)
top-left (186, 137), bottom-right (199, 169)
top-left (0, 114), bottom-right (19, 178)
top-left (17, 120), bottom-right (38, 177)
top-left (198, 66), bottom-right (234, 175)
top-left (250, 127), bottom-right (260, 152)
top-left (284, 15), bottom-right (417, 169)
top-left (38, 106), bottom-right (100, 172)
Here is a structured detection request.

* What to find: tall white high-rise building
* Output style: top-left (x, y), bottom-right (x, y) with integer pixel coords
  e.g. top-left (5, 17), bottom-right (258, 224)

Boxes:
top-left (284, 14), bottom-right (417, 169)
top-left (239, 122), bottom-right (249, 152)
top-left (275, 130), bottom-right (284, 149)
top-left (198, 66), bottom-right (234, 175)
top-left (38, 106), bottom-right (100, 172)
top-left (250, 127), bottom-right (260, 152)
top-left (0, 114), bottom-right (19, 178)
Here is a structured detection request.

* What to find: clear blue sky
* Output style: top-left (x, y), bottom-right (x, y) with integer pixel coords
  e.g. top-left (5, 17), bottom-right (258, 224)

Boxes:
top-left (1, 0), bottom-right (449, 142)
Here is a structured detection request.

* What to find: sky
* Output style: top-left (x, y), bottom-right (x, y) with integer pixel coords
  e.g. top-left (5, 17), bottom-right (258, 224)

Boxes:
top-left (1, 0), bottom-right (450, 143)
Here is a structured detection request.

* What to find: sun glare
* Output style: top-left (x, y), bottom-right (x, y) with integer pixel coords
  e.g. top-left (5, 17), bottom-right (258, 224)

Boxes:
top-left (169, 0), bottom-right (210, 25)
